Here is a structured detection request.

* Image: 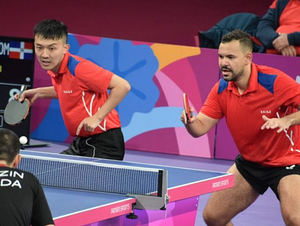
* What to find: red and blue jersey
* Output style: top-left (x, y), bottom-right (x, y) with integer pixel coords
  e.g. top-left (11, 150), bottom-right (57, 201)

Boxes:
top-left (47, 52), bottom-right (121, 137)
top-left (201, 63), bottom-right (300, 166)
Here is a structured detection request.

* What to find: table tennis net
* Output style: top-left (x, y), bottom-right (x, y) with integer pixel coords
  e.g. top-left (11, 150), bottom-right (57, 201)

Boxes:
top-left (18, 154), bottom-right (164, 196)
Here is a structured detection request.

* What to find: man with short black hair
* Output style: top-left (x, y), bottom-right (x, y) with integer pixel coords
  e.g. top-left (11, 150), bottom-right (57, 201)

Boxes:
top-left (0, 128), bottom-right (54, 226)
top-left (19, 19), bottom-right (131, 160)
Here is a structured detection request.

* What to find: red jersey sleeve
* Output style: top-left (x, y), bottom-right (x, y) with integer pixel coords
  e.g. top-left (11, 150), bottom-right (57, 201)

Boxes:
top-left (274, 72), bottom-right (300, 108)
top-left (75, 60), bottom-right (114, 93)
top-left (270, 0), bottom-right (278, 9)
top-left (200, 81), bottom-right (224, 119)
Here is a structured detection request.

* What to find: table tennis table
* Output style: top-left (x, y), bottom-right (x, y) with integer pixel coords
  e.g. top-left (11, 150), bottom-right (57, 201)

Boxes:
top-left (20, 150), bottom-right (234, 226)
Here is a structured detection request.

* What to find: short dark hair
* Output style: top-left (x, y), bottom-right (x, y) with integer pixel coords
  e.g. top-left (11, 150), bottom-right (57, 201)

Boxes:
top-left (33, 19), bottom-right (68, 42)
top-left (221, 29), bottom-right (253, 52)
top-left (0, 128), bottom-right (20, 164)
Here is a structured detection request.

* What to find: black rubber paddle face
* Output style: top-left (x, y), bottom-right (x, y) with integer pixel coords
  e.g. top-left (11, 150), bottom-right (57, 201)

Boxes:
top-left (4, 99), bottom-right (29, 125)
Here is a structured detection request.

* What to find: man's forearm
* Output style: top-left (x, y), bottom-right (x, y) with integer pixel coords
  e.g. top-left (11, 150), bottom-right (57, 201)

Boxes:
top-left (284, 110), bottom-right (300, 127)
top-left (184, 113), bottom-right (219, 138)
top-left (35, 86), bottom-right (58, 98)
top-left (20, 86), bottom-right (57, 104)
top-left (185, 119), bottom-right (206, 138)
top-left (26, 86), bottom-right (57, 100)
top-left (94, 81), bottom-right (130, 121)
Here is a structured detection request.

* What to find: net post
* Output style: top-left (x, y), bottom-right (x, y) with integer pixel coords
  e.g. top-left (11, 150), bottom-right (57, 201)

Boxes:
top-left (129, 169), bottom-right (169, 210)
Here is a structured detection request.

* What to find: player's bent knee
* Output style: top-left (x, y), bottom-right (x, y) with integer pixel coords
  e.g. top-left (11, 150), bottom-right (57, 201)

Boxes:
top-left (283, 214), bottom-right (300, 226)
top-left (203, 208), bottom-right (230, 226)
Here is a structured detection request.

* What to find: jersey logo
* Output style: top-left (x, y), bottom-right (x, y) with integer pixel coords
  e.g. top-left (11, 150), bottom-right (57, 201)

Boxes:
top-left (285, 165), bottom-right (295, 170)
top-left (0, 170), bottom-right (24, 189)
top-left (260, 110), bottom-right (271, 114)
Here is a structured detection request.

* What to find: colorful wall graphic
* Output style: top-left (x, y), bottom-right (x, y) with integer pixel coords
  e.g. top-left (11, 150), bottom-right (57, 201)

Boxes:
top-left (30, 34), bottom-right (218, 158)
top-left (30, 33), bottom-right (300, 160)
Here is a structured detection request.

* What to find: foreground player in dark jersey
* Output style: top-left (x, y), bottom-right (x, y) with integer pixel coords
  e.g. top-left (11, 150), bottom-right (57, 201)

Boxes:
top-left (0, 128), bottom-right (54, 226)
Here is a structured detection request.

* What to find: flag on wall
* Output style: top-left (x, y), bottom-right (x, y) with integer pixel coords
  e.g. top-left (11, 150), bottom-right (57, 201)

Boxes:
top-left (9, 41), bottom-right (33, 60)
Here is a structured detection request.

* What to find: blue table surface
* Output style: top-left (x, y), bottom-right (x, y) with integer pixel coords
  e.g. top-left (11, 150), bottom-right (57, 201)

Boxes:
top-left (20, 150), bottom-right (228, 218)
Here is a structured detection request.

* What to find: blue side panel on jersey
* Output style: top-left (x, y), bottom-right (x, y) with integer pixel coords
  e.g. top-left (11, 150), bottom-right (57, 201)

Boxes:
top-left (218, 78), bottom-right (228, 94)
top-left (68, 56), bottom-right (80, 76)
top-left (258, 72), bottom-right (277, 94)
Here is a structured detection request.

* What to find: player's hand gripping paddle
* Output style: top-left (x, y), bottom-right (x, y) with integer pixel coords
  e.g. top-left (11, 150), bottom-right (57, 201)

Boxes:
top-left (183, 93), bottom-right (192, 122)
top-left (4, 85), bottom-right (30, 125)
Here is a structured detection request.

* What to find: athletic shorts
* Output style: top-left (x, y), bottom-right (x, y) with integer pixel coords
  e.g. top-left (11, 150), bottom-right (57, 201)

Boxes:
top-left (235, 154), bottom-right (300, 199)
top-left (60, 128), bottom-right (125, 160)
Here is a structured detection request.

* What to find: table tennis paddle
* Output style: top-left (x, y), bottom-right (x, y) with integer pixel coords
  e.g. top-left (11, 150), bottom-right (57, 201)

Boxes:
top-left (183, 93), bottom-right (192, 122)
top-left (4, 85), bottom-right (30, 125)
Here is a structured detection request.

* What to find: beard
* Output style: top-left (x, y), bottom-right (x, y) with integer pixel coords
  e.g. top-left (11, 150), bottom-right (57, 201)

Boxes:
top-left (221, 66), bottom-right (243, 82)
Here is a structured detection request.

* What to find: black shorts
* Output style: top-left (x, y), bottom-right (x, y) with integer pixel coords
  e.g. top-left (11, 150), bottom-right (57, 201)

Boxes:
top-left (235, 155), bottom-right (300, 199)
top-left (61, 128), bottom-right (125, 160)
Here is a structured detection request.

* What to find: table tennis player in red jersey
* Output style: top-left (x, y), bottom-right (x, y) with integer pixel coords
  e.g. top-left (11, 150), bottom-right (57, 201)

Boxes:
top-left (181, 30), bottom-right (300, 225)
top-left (19, 19), bottom-right (130, 160)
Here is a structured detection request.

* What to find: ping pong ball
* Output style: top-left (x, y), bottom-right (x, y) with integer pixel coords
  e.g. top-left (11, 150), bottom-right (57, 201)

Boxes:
top-left (19, 136), bottom-right (28, 145)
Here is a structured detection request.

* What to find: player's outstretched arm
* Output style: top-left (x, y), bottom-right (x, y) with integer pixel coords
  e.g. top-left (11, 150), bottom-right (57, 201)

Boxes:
top-left (18, 86), bottom-right (57, 105)
top-left (93, 74), bottom-right (130, 121)
top-left (261, 110), bottom-right (300, 133)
